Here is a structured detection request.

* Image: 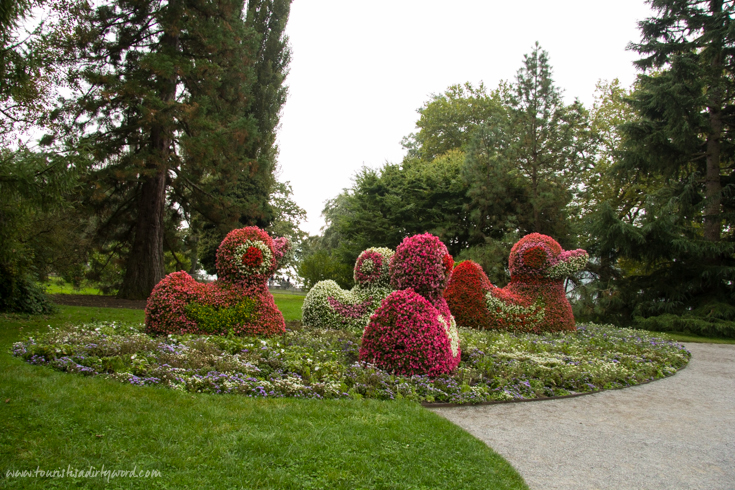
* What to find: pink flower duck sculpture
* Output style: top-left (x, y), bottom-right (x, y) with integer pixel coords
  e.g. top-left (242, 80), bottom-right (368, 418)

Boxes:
top-left (359, 233), bottom-right (461, 376)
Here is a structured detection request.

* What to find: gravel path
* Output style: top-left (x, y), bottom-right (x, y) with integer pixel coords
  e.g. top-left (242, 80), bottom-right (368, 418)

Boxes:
top-left (429, 343), bottom-right (735, 490)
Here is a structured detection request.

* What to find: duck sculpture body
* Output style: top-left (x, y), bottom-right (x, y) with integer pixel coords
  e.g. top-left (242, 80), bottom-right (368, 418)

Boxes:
top-left (359, 233), bottom-right (461, 376)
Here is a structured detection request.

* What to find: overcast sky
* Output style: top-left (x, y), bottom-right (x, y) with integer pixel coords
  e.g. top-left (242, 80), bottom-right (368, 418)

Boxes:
top-left (276, 0), bottom-right (656, 236)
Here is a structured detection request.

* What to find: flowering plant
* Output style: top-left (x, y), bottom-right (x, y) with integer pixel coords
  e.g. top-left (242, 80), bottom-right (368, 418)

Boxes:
top-left (359, 288), bottom-right (460, 376)
top-left (302, 280), bottom-right (376, 330)
top-left (145, 227), bottom-right (287, 337)
top-left (359, 233), bottom-right (460, 376)
top-left (235, 240), bottom-right (272, 275)
top-left (13, 321), bottom-right (690, 404)
top-left (302, 247), bottom-right (394, 330)
top-left (445, 233), bottom-right (588, 333)
top-left (354, 247), bottom-right (393, 287)
top-left (390, 233), bottom-right (453, 303)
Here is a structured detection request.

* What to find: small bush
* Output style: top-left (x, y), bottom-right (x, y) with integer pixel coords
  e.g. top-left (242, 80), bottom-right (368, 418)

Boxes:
top-left (184, 299), bottom-right (257, 335)
top-left (0, 266), bottom-right (55, 315)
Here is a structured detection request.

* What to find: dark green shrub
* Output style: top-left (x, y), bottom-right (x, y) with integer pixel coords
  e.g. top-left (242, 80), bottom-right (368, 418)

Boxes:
top-left (633, 314), bottom-right (735, 339)
top-left (0, 264), bottom-right (55, 315)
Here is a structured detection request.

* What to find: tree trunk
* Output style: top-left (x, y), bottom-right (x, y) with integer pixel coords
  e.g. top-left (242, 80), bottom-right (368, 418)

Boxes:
top-left (117, 25), bottom-right (180, 300)
top-left (117, 168), bottom-right (168, 299)
top-left (704, 0), bottom-right (723, 243)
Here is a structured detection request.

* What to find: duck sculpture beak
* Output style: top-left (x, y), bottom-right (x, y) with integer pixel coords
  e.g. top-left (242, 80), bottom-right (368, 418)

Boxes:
top-left (547, 249), bottom-right (589, 279)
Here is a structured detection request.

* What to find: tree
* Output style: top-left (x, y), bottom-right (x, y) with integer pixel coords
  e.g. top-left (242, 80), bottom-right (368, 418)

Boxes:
top-left (401, 82), bottom-right (504, 161)
top-left (506, 42), bottom-right (595, 236)
top-left (48, 0), bottom-right (290, 299)
top-left (630, 0), bottom-right (734, 243)
top-left (586, 0), bottom-right (735, 328)
top-left (457, 45), bottom-right (594, 283)
top-left (459, 119), bottom-right (530, 285)
top-left (0, 148), bottom-right (87, 313)
top-left (195, 0), bottom-right (292, 274)
top-left (319, 151), bottom-right (471, 269)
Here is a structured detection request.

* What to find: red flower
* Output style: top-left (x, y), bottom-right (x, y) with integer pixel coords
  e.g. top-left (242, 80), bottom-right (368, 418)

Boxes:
top-left (522, 246), bottom-right (547, 269)
top-left (442, 253), bottom-right (454, 275)
top-left (241, 246), bottom-right (263, 267)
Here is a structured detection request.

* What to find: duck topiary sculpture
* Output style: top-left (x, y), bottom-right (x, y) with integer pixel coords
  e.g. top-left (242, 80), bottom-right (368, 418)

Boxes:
top-left (444, 233), bottom-right (588, 333)
top-left (359, 233), bottom-right (461, 376)
top-left (301, 247), bottom-right (395, 330)
top-left (145, 226), bottom-right (290, 337)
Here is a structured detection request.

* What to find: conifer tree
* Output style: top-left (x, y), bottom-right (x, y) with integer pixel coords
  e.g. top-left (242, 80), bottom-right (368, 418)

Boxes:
top-left (589, 0), bottom-right (735, 327)
top-left (50, 0), bottom-right (289, 299)
top-left (507, 42), bottom-right (595, 236)
top-left (196, 0), bottom-right (292, 273)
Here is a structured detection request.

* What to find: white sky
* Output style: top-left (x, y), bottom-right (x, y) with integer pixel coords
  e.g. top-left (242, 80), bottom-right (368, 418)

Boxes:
top-left (276, 0), bottom-right (656, 236)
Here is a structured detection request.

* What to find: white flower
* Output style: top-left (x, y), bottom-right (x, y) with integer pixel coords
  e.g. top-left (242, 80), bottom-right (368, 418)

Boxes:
top-left (235, 240), bottom-right (273, 275)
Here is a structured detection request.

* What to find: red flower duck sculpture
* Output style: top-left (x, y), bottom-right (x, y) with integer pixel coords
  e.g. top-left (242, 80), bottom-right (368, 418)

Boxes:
top-left (145, 227), bottom-right (289, 337)
top-left (445, 233), bottom-right (588, 333)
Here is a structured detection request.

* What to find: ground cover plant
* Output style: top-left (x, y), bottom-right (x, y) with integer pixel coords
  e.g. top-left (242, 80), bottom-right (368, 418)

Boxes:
top-left (13, 319), bottom-right (690, 404)
top-left (1, 306), bottom-right (527, 489)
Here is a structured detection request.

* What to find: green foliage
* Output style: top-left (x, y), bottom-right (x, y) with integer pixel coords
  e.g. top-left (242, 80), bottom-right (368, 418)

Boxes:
top-left (504, 43), bottom-right (596, 236)
top-left (401, 82), bottom-right (505, 161)
top-left (314, 150), bottom-right (470, 275)
top-left (0, 264), bottom-right (54, 315)
top-left (316, 46), bottom-right (592, 281)
top-left (633, 313), bottom-right (735, 339)
top-left (578, 1), bottom-right (735, 326)
top-left (0, 147), bottom-right (91, 313)
top-left (194, 0), bottom-right (293, 277)
top-left (184, 299), bottom-right (258, 335)
top-left (298, 244), bottom-right (353, 290)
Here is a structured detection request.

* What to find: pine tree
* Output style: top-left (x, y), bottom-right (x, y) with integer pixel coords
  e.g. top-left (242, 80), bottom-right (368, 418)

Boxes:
top-left (49, 0), bottom-right (288, 299)
top-left (507, 42), bottom-right (595, 236)
top-left (589, 0), bottom-right (735, 328)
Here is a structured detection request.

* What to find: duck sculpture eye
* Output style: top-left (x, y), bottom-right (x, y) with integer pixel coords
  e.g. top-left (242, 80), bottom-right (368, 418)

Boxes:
top-left (235, 240), bottom-right (273, 275)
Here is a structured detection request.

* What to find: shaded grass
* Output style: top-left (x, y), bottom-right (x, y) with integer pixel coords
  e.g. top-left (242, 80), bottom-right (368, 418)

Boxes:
top-left (43, 280), bottom-right (105, 296)
top-left (0, 308), bottom-right (526, 489)
top-left (657, 331), bottom-right (735, 345)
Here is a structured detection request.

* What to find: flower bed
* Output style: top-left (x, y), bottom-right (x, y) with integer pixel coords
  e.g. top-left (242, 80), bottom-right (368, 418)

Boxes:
top-left (13, 322), bottom-right (690, 404)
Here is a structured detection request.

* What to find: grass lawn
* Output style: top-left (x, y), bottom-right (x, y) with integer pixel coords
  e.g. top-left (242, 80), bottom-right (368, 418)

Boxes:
top-left (43, 281), bottom-right (105, 296)
top-left (661, 331), bottom-right (735, 344)
top-left (0, 306), bottom-right (527, 489)
top-left (271, 291), bottom-right (306, 322)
